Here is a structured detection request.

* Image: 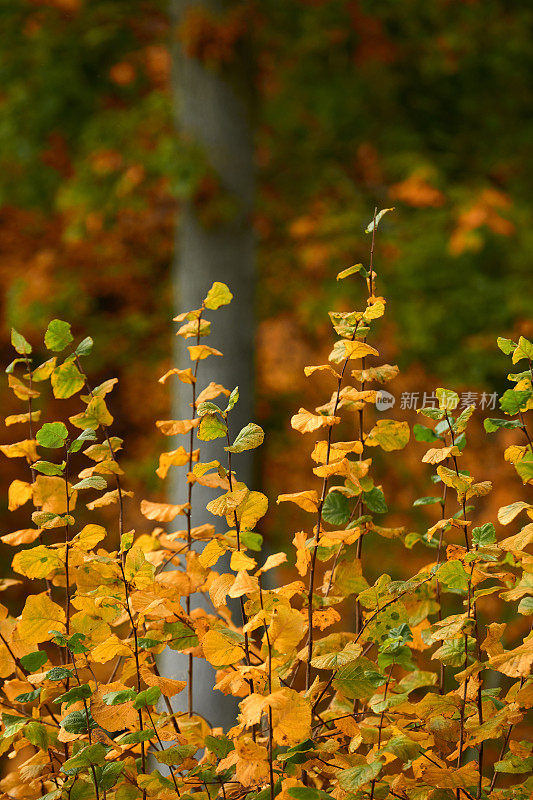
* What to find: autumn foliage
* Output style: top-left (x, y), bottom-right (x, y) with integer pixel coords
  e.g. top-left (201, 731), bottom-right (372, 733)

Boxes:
top-left (0, 211), bottom-right (532, 800)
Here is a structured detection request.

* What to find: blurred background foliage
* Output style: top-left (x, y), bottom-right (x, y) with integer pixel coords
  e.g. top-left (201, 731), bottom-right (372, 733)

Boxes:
top-left (0, 0), bottom-right (531, 566)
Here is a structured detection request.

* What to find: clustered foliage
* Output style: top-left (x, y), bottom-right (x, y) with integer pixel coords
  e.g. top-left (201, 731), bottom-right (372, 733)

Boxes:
top-left (0, 212), bottom-right (532, 800)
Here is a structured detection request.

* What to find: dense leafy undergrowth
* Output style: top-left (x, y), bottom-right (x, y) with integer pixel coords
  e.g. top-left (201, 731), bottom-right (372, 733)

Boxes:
top-left (0, 211), bottom-right (532, 800)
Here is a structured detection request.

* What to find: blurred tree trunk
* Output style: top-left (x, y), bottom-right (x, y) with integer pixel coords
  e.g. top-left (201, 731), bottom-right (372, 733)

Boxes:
top-left (164, 0), bottom-right (255, 729)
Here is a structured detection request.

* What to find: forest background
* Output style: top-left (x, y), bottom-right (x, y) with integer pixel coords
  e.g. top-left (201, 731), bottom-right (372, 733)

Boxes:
top-left (0, 0), bottom-right (531, 607)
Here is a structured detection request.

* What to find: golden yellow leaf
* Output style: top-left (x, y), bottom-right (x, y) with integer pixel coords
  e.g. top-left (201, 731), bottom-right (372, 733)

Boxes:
top-left (209, 573), bottom-right (234, 608)
top-left (33, 475), bottom-right (75, 514)
top-left (199, 539), bottom-right (226, 569)
top-left (196, 382), bottom-right (230, 404)
top-left (1, 528), bottom-right (42, 547)
top-left (235, 490), bottom-right (268, 530)
top-left (277, 490), bottom-right (319, 513)
top-left (91, 635), bottom-right (132, 664)
top-left (311, 439), bottom-right (363, 464)
top-left (329, 340), bottom-right (379, 364)
top-left (18, 593), bottom-right (65, 643)
top-left (269, 606), bottom-right (306, 654)
top-left (140, 499), bottom-right (190, 522)
top-left (86, 488), bottom-right (133, 510)
top-left (0, 440), bottom-right (38, 463)
top-left (188, 344), bottom-right (223, 361)
top-left (5, 411), bottom-right (41, 427)
top-left (422, 445), bottom-right (459, 465)
top-left (228, 570), bottom-right (259, 599)
top-left (293, 531), bottom-right (311, 577)
top-left (304, 364), bottom-right (341, 379)
top-left (489, 639), bottom-right (533, 678)
top-left (202, 629), bottom-right (244, 667)
top-left (206, 489), bottom-right (247, 518)
top-left (140, 666), bottom-right (186, 697)
top-left (257, 552), bottom-right (287, 575)
top-left (158, 368), bottom-right (195, 385)
top-left (125, 546), bottom-right (155, 589)
top-left (499, 523), bottom-right (533, 552)
top-left (156, 418), bottom-right (199, 436)
top-left (8, 480), bottom-right (32, 511)
top-left (312, 607), bottom-right (341, 630)
top-left (156, 446), bottom-right (189, 479)
top-left (421, 762), bottom-right (479, 790)
top-left (91, 681), bottom-right (138, 732)
top-left (269, 688), bottom-right (311, 746)
top-left (73, 524), bottom-right (107, 551)
top-left (291, 408), bottom-right (340, 434)
top-left (230, 551), bottom-right (256, 572)
top-left (481, 623), bottom-right (505, 657)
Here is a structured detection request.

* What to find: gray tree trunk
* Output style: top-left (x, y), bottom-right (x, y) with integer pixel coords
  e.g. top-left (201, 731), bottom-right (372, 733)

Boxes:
top-left (163, 0), bottom-right (255, 730)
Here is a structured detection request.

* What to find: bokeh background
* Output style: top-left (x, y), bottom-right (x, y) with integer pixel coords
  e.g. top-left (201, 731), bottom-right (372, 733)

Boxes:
top-left (0, 0), bottom-right (532, 591)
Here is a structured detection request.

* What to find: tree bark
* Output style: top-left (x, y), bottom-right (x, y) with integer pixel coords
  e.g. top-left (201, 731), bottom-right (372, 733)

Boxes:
top-left (164, 0), bottom-right (255, 730)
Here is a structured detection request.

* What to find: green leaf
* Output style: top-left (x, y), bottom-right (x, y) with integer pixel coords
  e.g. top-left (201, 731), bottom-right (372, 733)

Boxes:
top-left (163, 620), bottom-right (199, 650)
top-left (14, 689), bottom-right (41, 703)
top-left (436, 560), bottom-right (469, 594)
top-left (288, 790), bottom-right (334, 800)
top-left (205, 735), bottom-right (234, 759)
top-left (54, 684), bottom-right (92, 709)
top-left (338, 761), bottom-right (381, 790)
top-left (512, 336), bottom-right (533, 363)
top-left (62, 743), bottom-right (107, 772)
top-left (418, 407), bottom-right (445, 420)
top-left (197, 401), bottom-right (224, 417)
top-left (68, 428), bottom-right (98, 453)
top-left (75, 337), bottom-right (93, 356)
top-left (71, 476), bottom-right (107, 491)
top-left (518, 596), bottom-right (533, 615)
top-left (5, 358), bottom-right (26, 374)
top-left (472, 523), bottom-right (496, 546)
top-left (499, 389), bottom-right (533, 415)
top-left (332, 661), bottom-right (376, 700)
top-left (51, 360), bottom-right (85, 399)
top-left (413, 424), bottom-right (438, 443)
top-left (46, 667), bottom-right (74, 681)
top-left (365, 207), bottom-right (394, 234)
top-left (20, 651), bottom-right (47, 672)
top-left (103, 689), bottom-right (136, 706)
top-left (24, 720), bottom-right (48, 750)
top-left (497, 337), bottom-right (516, 355)
top-left (363, 487), bottom-right (388, 514)
top-left (322, 491), bottom-right (351, 526)
top-left (99, 763), bottom-right (125, 791)
top-left (225, 422), bottom-right (265, 453)
top-left (197, 413), bottom-right (227, 441)
top-left (494, 753), bottom-right (533, 774)
top-left (133, 686), bottom-right (161, 710)
top-left (155, 744), bottom-right (197, 766)
top-left (241, 531), bottom-right (263, 551)
top-left (226, 386), bottom-right (239, 412)
top-left (204, 281), bottom-right (233, 310)
top-left (11, 328), bottom-right (32, 355)
top-left (36, 422), bottom-right (68, 449)
top-left (45, 320), bottom-right (73, 352)
top-left (484, 418), bottom-right (523, 433)
top-left (33, 460), bottom-right (65, 476)
top-left (413, 496), bottom-right (441, 507)
top-left (60, 709), bottom-right (96, 734)
top-left (120, 729), bottom-right (154, 744)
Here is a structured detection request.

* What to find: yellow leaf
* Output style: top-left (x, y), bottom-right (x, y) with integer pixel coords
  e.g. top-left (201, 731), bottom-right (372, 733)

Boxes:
top-left (69, 396), bottom-right (113, 429)
top-left (140, 499), bottom-right (190, 522)
top-left (156, 418), bottom-right (199, 436)
top-left (269, 606), bottom-right (306, 654)
top-left (73, 524), bottom-right (107, 551)
top-left (293, 531), bottom-right (311, 577)
top-left (303, 364), bottom-right (341, 379)
top-left (336, 263), bottom-right (364, 281)
top-left (159, 367), bottom-right (196, 385)
top-left (156, 446), bottom-right (189, 479)
top-left (499, 523), bottom-right (533, 552)
top-left (199, 540), bottom-right (226, 569)
top-left (228, 570), bottom-right (259, 599)
top-left (206, 489), bottom-right (247, 518)
top-left (329, 340), bottom-right (379, 364)
top-left (8, 479), bottom-right (32, 511)
top-left (204, 281), bottom-right (233, 310)
top-left (18, 593), bottom-right (65, 643)
top-left (230, 551), bottom-right (256, 572)
top-left (125, 546), bottom-right (155, 589)
top-left (422, 445), bottom-right (459, 465)
top-left (365, 419), bottom-right (410, 451)
top-left (1, 529), bottom-right (42, 547)
top-left (269, 688), bottom-right (311, 746)
top-left (291, 408), bottom-right (340, 434)
top-left (311, 439), bottom-right (363, 464)
top-left (12, 545), bottom-right (63, 579)
top-left (312, 607), bottom-right (341, 630)
top-left (86, 488), bottom-right (134, 510)
top-left (140, 666), bottom-right (186, 697)
top-left (91, 681), bottom-right (138, 732)
top-left (277, 490), bottom-right (319, 513)
top-left (33, 475), bottom-right (75, 514)
top-left (235, 490), bottom-right (268, 531)
top-left (363, 301), bottom-right (385, 321)
top-left (5, 411), bottom-right (41, 427)
top-left (188, 344), bottom-right (223, 361)
top-left (498, 501), bottom-right (532, 525)
top-left (257, 552), bottom-right (287, 575)
top-left (202, 629), bottom-right (244, 667)
top-left (0, 440), bottom-right (38, 463)
top-left (196, 382), bottom-right (230, 404)
top-left (209, 573), bottom-right (234, 608)
top-left (91, 635), bottom-right (132, 664)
